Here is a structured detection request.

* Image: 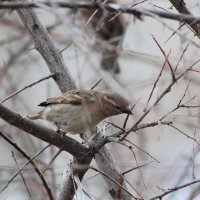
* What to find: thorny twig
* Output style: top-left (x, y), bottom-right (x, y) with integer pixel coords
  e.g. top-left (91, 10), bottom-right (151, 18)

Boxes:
top-left (174, 44), bottom-right (189, 73)
top-left (1, 73), bottom-right (55, 103)
top-left (1, 1), bottom-right (200, 26)
top-left (123, 103), bottom-right (137, 129)
top-left (149, 178), bottom-right (200, 200)
top-left (124, 139), bottom-right (160, 163)
top-left (170, 124), bottom-right (200, 145)
top-left (144, 50), bottom-right (171, 112)
top-left (120, 58), bottom-right (200, 141)
top-left (152, 35), bottom-right (176, 82)
top-left (94, 121), bottom-right (172, 151)
top-left (122, 161), bottom-right (154, 175)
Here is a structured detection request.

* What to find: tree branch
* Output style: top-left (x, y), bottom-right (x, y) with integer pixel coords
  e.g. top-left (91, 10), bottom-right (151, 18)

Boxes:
top-left (1, 1), bottom-right (200, 25)
top-left (0, 131), bottom-right (54, 200)
top-left (0, 103), bottom-right (90, 159)
top-left (9, 2), bottom-right (133, 199)
top-left (169, 0), bottom-right (200, 36)
top-left (17, 5), bottom-right (75, 92)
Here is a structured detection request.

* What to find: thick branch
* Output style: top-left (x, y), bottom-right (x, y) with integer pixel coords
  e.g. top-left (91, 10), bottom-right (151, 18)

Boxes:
top-left (17, 6), bottom-right (75, 92)
top-left (1, 2), bottom-right (200, 25)
top-left (169, 0), bottom-right (200, 36)
top-left (0, 103), bottom-right (90, 159)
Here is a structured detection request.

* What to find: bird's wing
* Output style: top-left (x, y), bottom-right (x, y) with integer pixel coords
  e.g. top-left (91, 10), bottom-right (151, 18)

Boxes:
top-left (38, 90), bottom-right (98, 107)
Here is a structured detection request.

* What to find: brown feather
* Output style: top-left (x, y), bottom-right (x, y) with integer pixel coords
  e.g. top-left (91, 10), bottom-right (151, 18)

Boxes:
top-left (38, 90), bottom-right (98, 107)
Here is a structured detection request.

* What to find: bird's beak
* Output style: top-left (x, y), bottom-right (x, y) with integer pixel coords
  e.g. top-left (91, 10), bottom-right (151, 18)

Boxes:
top-left (122, 107), bottom-right (132, 115)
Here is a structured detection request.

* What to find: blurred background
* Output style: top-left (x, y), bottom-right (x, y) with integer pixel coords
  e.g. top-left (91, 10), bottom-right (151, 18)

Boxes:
top-left (1, 0), bottom-right (200, 199)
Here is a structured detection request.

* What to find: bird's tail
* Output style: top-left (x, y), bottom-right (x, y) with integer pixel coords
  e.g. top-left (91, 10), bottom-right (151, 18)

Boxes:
top-left (28, 111), bottom-right (43, 120)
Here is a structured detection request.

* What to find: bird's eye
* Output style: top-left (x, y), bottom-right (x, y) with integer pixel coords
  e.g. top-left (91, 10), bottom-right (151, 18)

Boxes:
top-left (115, 106), bottom-right (121, 110)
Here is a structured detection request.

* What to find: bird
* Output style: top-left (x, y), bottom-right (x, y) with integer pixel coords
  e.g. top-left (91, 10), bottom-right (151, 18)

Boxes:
top-left (81, 0), bottom-right (125, 73)
top-left (28, 89), bottom-right (132, 134)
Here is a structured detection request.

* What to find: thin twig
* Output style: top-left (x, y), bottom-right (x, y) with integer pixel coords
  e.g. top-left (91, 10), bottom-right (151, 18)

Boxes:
top-left (125, 143), bottom-right (146, 188)
top-left (192, 130), bottom-right (196, 180)
top-left (174, 44), bottom-right (189, 73)
top-left (165, 22), bottom-right (186, 43)
top-left (0, 143), bottom-right (51, 194)
top-left (144, 50), bottom-right (170, 112)
top-left (160, 95), bottom-right (198, 121)
top-left (152, 35), bottom-right (175, 82)
top-left (90, 78), bottom-right (102, 90)
top-left (89, 166), bottom-right (140, 200)
top-left (42, 148), bottom-right (62, 174)
top-left (123, 103), bottom-right (137, 129)
top-left (12, 151), bottom-right (34, 200)
top-left (109, 0), bottom-right (148, 22)
top-left (149, 178), bottom-right (200, 200)
top-left (0, 131), bottom-right (53, 200)
top-left (124, 139), bottom-right (160, 163)
top-left (170, 124), bottom-right (200, 145)
top-left (105, 121), bottom-right (126, 131)
top-left (1, 2), bottom-right (200, 26)
top-left (122, 161), bottom-right (154, 175)
top-left (1, 73), bottom-right (55, 103)
top-left (121, 58), bottom-right (200, 140)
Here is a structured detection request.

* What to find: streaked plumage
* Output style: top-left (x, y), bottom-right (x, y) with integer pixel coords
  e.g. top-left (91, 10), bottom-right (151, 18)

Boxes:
top-left (29, 90), bottom-right (132, 134)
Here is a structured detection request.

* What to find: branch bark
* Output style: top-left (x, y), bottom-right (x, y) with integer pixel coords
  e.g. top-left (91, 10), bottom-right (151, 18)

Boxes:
top-left (1, 2), bottom-right (200, 25)
top-left (17, 6), bottom-right (75, 92)
top-left (169, 0), bottom-right (200, 36)
top-left (0, 103), bottom-right (89, 158)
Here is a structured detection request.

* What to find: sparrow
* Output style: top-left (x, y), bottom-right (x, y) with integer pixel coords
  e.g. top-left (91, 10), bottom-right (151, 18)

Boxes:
top-left (28, 89), bottom-right (132, 134)
top-left (81, 0), bottom-right (125, 73)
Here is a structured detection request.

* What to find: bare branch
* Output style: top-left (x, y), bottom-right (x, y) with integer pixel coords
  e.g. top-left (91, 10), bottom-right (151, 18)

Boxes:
top-left (121, 58), bottom-right (200, 140)
top-left (0, 103), bottom-right (90, 158)
top-left (17, 5), bottom-right (76, 92)
top-left (169, 0), bottom-right (200, 36)
top-left (0, 131), bottom-right (54, 200)
top-left (122, 161), bottom-right (154, 175)
top-left (174, 44), bottom-right (189, 72)
top-left (89, 166), bottom-right (141, 200)
top-left (170, 124), bottom-right (200, 145)
top-left (1, 73), bottom-right (55, 103)
top-left (144, 49), bottom-right (170, 112)
top-left (149, 179), bottom-right (200, 200)
top-left (124, 139), bottom-right (160, 163)
top-left (12, 152), bottom-right (34, 200)
top-left (42, 149), bottom-right (62, 174)
top-left (0, 144), bottom-right (51, 194)
top-left (0, 2), bottom-right (200, 26)
top-left (152, 35), bottom-right (175, 81)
